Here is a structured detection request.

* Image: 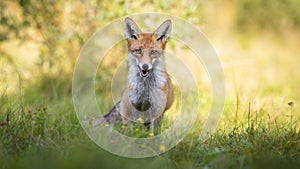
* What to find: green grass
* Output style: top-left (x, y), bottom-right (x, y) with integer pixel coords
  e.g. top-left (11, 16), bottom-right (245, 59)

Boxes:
top-left (0, 80), bottom-right (299, 169)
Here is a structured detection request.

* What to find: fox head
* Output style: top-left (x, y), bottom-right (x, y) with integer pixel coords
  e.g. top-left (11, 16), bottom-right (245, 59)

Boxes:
top-left (124, 17), bottom-right (172, 78)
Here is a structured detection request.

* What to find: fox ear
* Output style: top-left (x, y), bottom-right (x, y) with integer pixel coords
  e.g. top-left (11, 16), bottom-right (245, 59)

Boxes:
top-left (124, 17), bottom-right (142, 40)
top-left (154, 19), bottom-right (172, 42)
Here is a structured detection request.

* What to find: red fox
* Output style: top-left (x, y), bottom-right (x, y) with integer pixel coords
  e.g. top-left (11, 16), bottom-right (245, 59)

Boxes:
top-left (98, 17), bottom-right (174, 134)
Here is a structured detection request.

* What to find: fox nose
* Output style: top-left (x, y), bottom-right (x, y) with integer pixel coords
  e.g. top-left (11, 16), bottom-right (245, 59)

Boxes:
top-left (142, 64), bottom-right (149, 70)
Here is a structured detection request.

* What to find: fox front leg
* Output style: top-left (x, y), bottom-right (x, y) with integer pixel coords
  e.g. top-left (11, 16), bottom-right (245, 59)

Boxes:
top-left (151, 121), bottom-right (155, 135)
top-left (150, 120), bottom-right (163, 135)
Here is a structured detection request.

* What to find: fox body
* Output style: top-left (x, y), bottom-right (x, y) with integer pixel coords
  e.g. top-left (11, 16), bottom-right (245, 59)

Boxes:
top-left (100, 17), bottom-right (174, 133)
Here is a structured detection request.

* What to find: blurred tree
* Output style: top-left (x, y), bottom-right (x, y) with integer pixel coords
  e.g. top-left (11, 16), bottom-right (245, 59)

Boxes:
top-left (0, 0), bottom-right (131, 98)
top-left (236, 0), bottom-right (300, 31)
top-left (1, 0), bottom-right (300, 98)
top-left (0, 1), bottom-right (94, 98)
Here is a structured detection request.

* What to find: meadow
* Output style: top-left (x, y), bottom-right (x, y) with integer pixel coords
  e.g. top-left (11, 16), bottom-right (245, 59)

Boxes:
top-left (0, 1), bottom-right (300, 169)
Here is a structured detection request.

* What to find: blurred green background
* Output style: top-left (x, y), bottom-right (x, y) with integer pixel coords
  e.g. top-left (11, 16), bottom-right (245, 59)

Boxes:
top-left (0, 0), bottom-right (299, 169)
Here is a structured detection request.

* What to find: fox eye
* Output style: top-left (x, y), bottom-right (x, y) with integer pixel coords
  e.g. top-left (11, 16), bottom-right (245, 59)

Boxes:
top-left (134, 49), bottom-right (142, 54)
top-left (131, 35), bottom-right (138, 40)
top-left (150, 50), bottom-right (158, 55)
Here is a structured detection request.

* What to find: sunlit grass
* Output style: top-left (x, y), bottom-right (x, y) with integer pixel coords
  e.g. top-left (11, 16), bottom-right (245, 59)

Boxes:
top-left (1, 74), bottom-right (299, 169)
